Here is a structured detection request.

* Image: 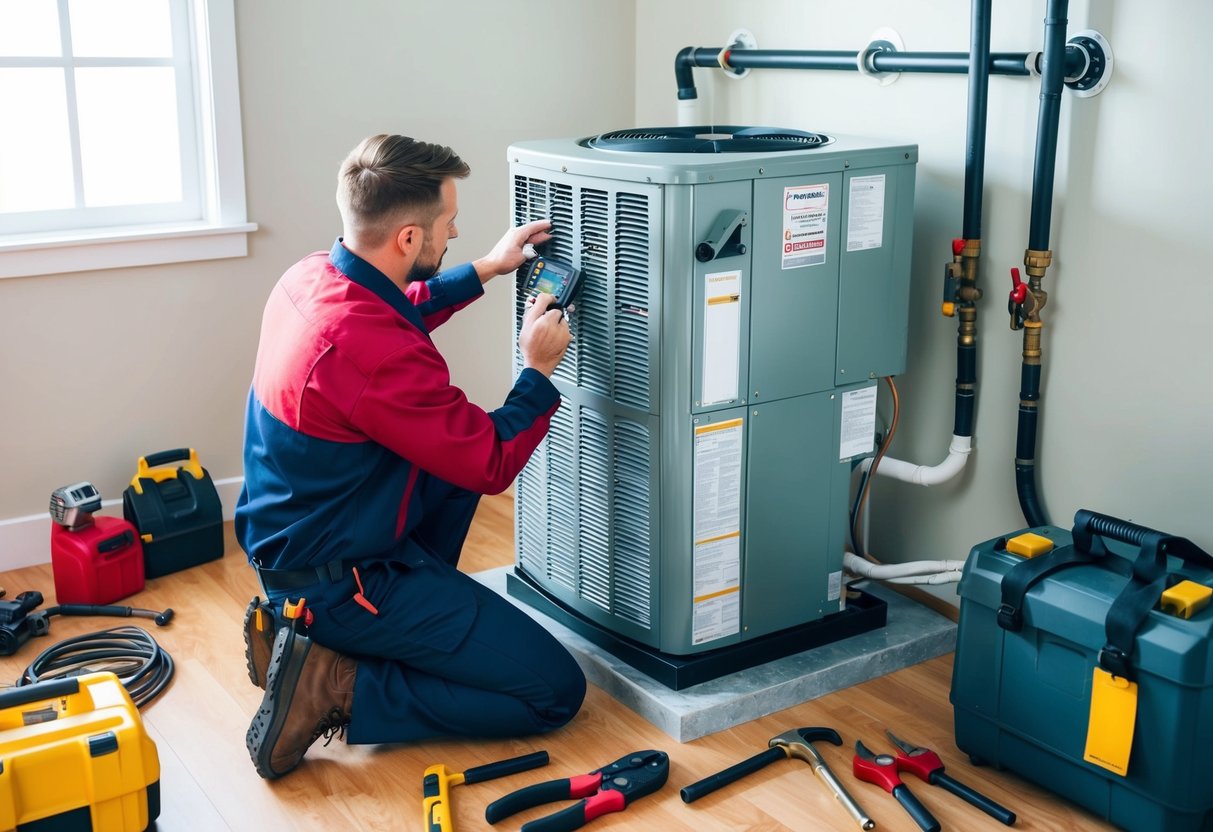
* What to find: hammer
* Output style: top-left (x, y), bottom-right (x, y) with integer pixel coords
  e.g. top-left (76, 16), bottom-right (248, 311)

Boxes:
top-left (681, 727), bottom-right (874, 831)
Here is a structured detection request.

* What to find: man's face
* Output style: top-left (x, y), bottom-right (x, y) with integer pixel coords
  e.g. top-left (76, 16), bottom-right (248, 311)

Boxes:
top-left (407, 178), bottom-right (459, 283)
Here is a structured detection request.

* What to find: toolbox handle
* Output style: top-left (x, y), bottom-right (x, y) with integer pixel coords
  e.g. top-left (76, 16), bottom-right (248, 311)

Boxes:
top-left (1074, 509), bottom-right (1212, 571)
top-left (0, 677), bottom-right (80, 710)
top-left (129, 448), bottom-right (205, 495)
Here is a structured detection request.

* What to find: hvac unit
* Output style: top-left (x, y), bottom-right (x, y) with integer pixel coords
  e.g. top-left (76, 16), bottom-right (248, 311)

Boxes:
top-left (508, 126), bottom-right (917, 682)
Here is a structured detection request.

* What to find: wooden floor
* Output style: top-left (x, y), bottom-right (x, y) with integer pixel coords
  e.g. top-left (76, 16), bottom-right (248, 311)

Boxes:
top-left (0, 494), bottom-right (1114, 831)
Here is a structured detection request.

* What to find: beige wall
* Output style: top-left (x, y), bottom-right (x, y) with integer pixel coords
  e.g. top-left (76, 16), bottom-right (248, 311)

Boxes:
top-left (636, 0), bottom-right (1213, 585)
top-left (6, 0), bottom-right (1212, 584)
top-left (0, 1), bottom-right (636, 550)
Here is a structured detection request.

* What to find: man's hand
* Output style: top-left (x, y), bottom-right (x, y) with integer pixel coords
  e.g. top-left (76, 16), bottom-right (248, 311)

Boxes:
top-left (519, 293), bottom-right (572, 377)
top-left (473, 219), bottom-right (553, 284)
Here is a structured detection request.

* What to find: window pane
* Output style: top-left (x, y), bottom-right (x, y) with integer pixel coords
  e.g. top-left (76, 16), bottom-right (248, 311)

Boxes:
top-left (0, 68), bottom-right (74, 213)
top-left (76, 67), bottom-right (182, 207)
top-left (0, 0), bottom-right (62, 57)
top-left (69, 0), bottom-right (172, 58)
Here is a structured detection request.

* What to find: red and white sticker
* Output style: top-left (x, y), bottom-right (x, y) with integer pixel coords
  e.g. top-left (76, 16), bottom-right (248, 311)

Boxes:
top-left (782, 183), bottom-right (829, 269)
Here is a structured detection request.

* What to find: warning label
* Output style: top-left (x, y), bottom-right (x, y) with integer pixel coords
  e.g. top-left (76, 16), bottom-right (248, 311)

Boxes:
top-left (782, 183), bottom-right (829, 269)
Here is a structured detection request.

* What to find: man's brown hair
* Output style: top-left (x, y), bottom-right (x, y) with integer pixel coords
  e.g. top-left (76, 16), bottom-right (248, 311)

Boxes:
top-left (336, 134), bottom-right (470, 248)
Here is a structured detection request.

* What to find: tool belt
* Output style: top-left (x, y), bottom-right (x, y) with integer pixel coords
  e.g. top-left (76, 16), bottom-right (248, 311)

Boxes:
top-left (255, 559), bottom-right (348, 592)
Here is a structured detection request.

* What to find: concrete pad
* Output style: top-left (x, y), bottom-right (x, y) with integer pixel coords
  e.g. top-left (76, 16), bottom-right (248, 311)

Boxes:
top-left (473, 567), bottom-right (957, 743)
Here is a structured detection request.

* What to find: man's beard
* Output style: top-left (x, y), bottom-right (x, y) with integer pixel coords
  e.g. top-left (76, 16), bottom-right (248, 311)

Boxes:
top-left (406, 247), bottom-right (446, 284)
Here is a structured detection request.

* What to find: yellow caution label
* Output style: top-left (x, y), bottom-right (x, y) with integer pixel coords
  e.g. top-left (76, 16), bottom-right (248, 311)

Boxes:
top-left (1083, 667), bottom-right (1137, 776)
top-left (1160, 580), bottom-right (1213, 619)
top-left (1006, 532), bottom-right (1054, 558)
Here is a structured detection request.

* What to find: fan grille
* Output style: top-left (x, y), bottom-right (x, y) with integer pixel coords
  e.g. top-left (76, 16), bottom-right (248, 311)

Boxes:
top-left (586, 125), bottom-right (831, 153)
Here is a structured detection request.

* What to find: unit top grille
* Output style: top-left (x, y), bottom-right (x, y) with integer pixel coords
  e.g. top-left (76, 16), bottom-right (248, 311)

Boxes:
top-left (585, 125), bottom-right (832, 154)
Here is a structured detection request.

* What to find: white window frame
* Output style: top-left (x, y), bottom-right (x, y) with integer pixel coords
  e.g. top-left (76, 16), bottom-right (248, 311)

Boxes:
top-left (0, 0), bottom-right (255, 279)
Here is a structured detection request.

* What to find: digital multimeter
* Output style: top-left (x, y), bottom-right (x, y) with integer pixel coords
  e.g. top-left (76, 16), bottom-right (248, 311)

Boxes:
top-left (523, 256), bottom-right (582, 310)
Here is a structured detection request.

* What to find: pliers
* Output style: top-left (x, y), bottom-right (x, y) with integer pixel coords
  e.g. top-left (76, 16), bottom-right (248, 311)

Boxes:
top-left (884, 730), bottom-right (1016, 825)
top-left (853, 740), bottom-right (941, 832)
top-left (485, 749), bottom-right (669, 832)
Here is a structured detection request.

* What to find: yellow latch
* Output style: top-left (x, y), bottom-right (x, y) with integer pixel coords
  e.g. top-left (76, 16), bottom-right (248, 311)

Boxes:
top-left (941, 301), bottom-right (956, 317)
top-left (1006, 532), bottom-right (1055, 558)
top-left (1160, 580), bottom-right (1212, 620)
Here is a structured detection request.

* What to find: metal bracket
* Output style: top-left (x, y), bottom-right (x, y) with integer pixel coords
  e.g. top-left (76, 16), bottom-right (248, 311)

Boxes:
top-left (857, 27), bottom-right (905, 86)
top-left (719, 28), bottom-right (757, 80)
top-left (1064, 29), bottom-right (1114, 97)
top-left (696, 210), bottom-right (748, 262)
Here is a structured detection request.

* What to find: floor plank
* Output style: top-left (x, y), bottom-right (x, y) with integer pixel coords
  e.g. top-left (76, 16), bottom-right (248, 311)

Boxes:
top-left (0, 495), bottom-right (1116, 830)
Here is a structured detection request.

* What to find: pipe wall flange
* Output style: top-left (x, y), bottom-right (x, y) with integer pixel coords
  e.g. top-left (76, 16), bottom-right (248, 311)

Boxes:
top-left (857, 26), bottom-right (905, 86)
top-left (1064, 29), bottom-right (1113, 97)
top-left (719, 28), bottom-right (757, 80)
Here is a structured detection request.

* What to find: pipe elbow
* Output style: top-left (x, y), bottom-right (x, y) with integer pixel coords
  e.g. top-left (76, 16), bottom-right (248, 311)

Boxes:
top-left (869, 434), bottom-right (972, 486)
top-left (674, 47), bottom-right (699, 100)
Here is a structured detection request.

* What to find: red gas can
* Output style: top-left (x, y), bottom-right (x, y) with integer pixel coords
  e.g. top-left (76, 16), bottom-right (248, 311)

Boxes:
top-left (50, 516), bottom-right (146, 605)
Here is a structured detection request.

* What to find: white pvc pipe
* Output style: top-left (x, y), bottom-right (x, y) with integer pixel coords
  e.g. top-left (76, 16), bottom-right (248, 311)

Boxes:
top-left (885, 571), bottom-right (964, 585)
top-left (677, 98), bottom-right (703, 127)
top-left (863, 434), bottom-right (972, 486)
top-left (843, 551), bottom-right (966, 579)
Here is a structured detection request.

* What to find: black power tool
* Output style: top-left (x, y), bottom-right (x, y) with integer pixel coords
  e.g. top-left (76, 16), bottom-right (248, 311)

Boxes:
top-left (0, 589), bottom-right (173, 656)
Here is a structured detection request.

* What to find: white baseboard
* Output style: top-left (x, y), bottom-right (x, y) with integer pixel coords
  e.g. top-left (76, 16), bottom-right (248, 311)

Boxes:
top-left (0, 476), bottom-right (244, 572)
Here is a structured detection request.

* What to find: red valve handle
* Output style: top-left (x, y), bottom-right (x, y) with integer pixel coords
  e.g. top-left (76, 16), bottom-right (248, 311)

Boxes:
top-left (1009, 267), bottom-right (1028, 305)
top-left (952, 238), bottom-right (965, 256)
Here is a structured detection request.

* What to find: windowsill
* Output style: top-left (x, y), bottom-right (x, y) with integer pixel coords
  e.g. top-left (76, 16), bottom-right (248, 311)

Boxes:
top-left (0, 221), bottom-right (259, 279)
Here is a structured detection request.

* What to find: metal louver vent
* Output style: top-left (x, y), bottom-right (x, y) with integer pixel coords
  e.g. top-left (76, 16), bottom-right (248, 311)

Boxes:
top-left (586, 125), bottom-right (831, 154)
top-left (576, 189), bottom-right (610, 397)
top-left (612, 419), bottom-right (651, 626)
top-left (543, 404), bottom-right (577, 592)
top-left (614, 192), bottom-right (650, 410)
top-left (511, 172), bottom-right (657, 635)
top-left (577, 409), bottom-right (611, 611)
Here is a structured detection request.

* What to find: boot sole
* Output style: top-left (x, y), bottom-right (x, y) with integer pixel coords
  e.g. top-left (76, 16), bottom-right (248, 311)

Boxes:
top-left (242, 597), bottom-right (276, 689)
top-left (246, 625), bottom-right (312, 779)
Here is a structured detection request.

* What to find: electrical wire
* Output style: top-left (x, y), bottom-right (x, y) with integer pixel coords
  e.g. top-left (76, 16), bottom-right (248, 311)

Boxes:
top-left (851, 376), bottom-right (901, 558)
top-left (16, 625), bottom-right (174, 709)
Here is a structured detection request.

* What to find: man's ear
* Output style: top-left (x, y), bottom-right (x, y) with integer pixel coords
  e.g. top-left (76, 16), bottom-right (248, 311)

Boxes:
top-left (395, 223), bottom-right (424, 257)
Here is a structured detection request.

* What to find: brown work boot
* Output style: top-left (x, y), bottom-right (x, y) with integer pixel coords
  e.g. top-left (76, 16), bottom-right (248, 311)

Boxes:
top-left (242, 596), bottom-right (278, 689)
top-left (246, 626), bottom-right (356, 779)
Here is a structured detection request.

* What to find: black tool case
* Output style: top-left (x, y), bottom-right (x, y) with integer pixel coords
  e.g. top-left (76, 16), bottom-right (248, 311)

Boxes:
top-left (122, 448), bottom-right (224, 578)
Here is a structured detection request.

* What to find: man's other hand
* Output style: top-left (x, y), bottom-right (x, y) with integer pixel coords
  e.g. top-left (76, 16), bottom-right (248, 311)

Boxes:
top-left (474, 219), bottom-right (553, 283)
top-left (519, 293), bottom-right (572, 377)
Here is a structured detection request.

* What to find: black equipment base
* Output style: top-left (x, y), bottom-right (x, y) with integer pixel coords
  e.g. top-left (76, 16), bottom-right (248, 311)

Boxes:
top-left (505, 568), bottom-right (887, 691)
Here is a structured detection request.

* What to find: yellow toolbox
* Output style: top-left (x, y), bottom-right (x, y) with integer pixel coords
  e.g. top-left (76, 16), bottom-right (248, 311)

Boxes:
top-left (0, 672), bottom-right (160, 832)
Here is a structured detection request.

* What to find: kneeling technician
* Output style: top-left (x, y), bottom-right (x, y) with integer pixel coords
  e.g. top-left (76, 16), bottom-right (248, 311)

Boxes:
top-left (235, 133), bottom-right (586, 779)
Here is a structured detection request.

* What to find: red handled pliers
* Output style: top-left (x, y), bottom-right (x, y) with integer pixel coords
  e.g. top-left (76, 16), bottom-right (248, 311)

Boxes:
top-left (854, 740), bottom-right (941, 832)
top-left (885, 730), bottom-right (1016, 825)
top-left (485, 750), bottom-right (669, 832)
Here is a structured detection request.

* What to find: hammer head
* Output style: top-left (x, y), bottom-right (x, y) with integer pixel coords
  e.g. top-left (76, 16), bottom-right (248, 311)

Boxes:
top-left (769, 727), bottom-right (843, 765)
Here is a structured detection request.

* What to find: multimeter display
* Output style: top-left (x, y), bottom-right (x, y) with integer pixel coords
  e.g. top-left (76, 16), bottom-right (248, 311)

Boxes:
top-left (524, 257), bottom-right (582, 309)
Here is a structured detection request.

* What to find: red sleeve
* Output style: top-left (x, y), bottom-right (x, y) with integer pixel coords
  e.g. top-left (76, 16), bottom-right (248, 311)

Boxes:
top-left (348, 341), bottom-right (560, 494)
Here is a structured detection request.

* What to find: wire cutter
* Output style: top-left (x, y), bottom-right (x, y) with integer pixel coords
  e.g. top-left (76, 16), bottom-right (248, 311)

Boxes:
top-left (853, 740), bottom-right (941, 832)
top-left (884, 730), bottom-right (1017, 825)
top-left (485, 749), bottom-right (669, 832)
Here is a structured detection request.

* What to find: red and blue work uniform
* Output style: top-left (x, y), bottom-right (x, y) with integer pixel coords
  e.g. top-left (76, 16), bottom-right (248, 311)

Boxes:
top-left (235, 239), bottom-right (585, 744)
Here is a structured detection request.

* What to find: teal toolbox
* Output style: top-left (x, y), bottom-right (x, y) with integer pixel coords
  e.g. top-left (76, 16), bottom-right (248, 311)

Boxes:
top-left (951, 510), bottom-right (1213, 832)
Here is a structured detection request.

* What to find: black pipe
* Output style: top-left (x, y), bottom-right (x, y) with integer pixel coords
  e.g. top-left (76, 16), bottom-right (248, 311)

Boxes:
top-left (963, 0), bottom-right (993, 241)
top-left (954, 343), bottom-right (977, 437)
top-left (674, 46), bottom-right (1087, 100)
top-left (1014, 0), bottom-right (1068, 529)
top-left (952, 0), bottom-right (992, 440)
top-left (1028, 4), bottom-right (1069, 251)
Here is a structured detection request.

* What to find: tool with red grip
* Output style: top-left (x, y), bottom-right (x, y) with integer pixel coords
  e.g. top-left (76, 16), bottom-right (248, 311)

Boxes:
top-left (485, 750), bottom-right (668, 832)
top-left (854, 740), bottom-right (941, 832)
top-left (885, 730), bottom-right (1017, 825)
